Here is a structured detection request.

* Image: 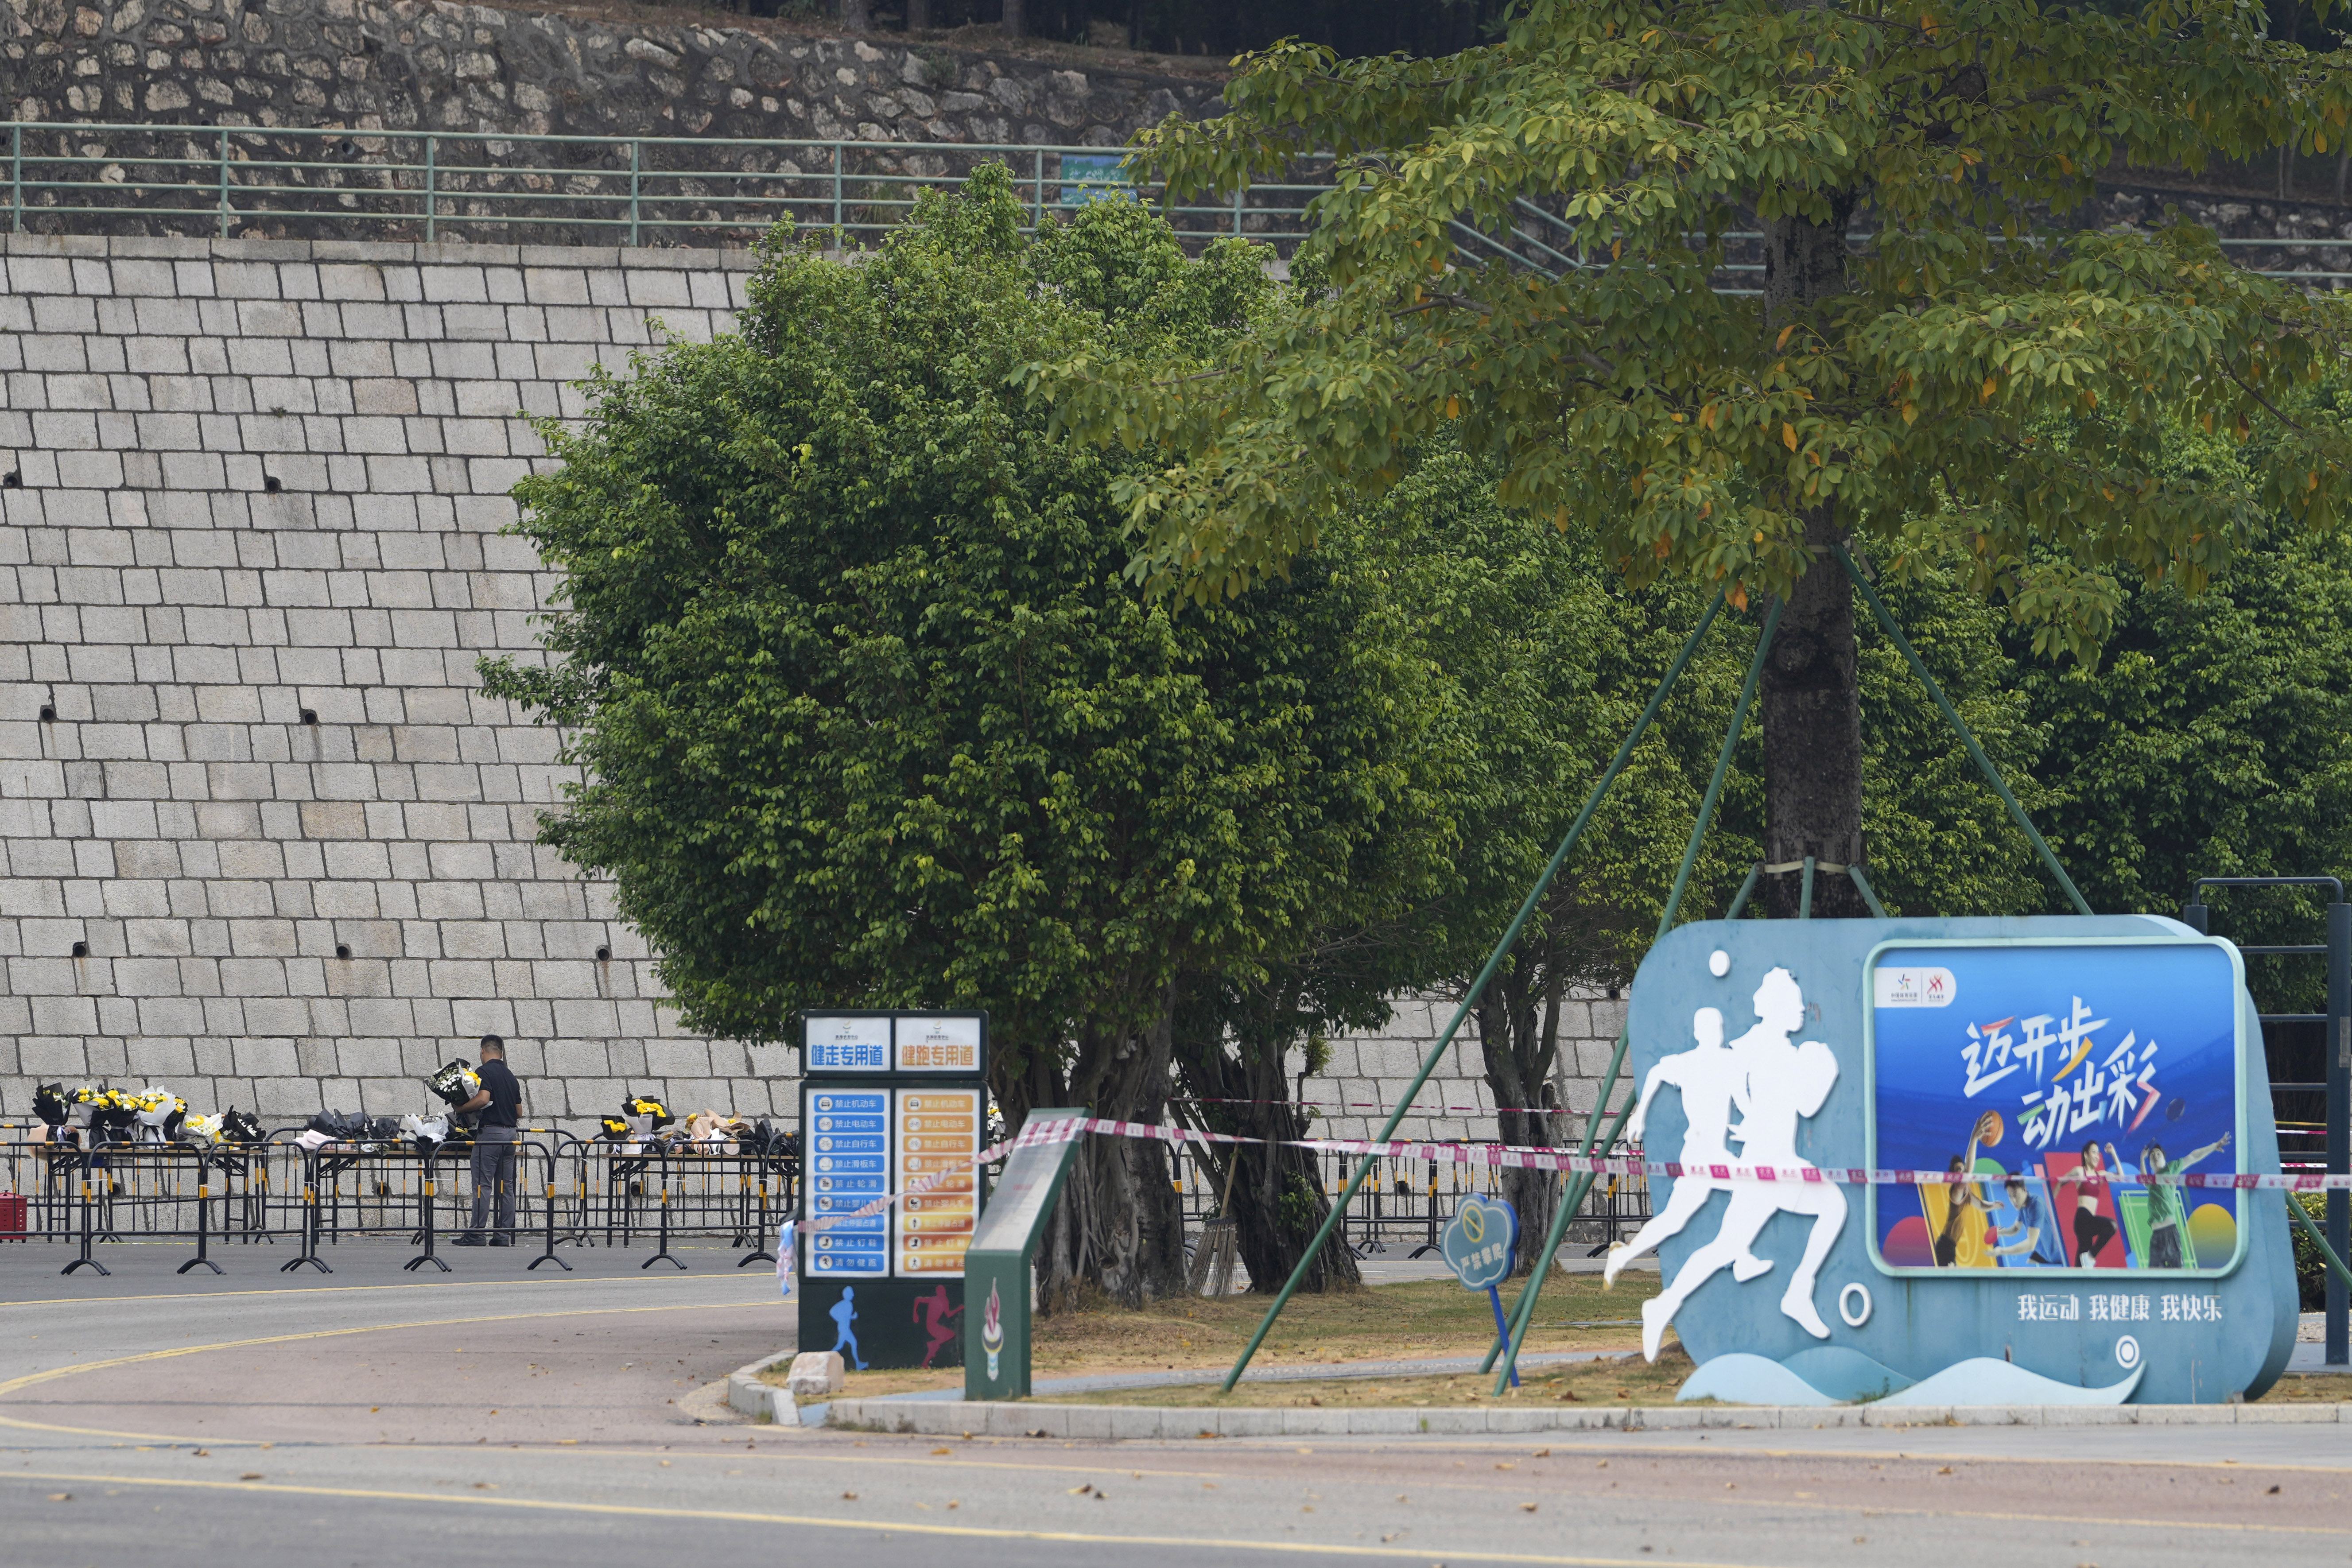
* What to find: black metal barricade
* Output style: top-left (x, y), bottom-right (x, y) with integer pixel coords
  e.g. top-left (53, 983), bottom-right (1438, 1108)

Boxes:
top-left (0, 1129), bottom-right (798, 1275)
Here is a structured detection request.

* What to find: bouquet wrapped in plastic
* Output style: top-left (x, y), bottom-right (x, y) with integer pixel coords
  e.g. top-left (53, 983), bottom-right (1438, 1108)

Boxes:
top-left (130, 1087), bottom-right (186, 1144)
top-left (399, 1113), bottom-right (451, 1156)
top-left (425, 1060), bottom-right (485, 1133)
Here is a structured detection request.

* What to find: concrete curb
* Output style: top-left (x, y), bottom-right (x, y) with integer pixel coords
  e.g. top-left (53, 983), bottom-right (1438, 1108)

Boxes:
top-left (827, 1397), bottom-right (2352, 1437)
top-left (724, 1352), bottom-right (798, 1421)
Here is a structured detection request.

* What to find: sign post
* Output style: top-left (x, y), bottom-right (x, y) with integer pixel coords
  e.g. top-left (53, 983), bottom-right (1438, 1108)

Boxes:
top-left (796, 1011), bottom-right (989, 1371)
top-left (1443, 1195), bottom-right (1520, 1388)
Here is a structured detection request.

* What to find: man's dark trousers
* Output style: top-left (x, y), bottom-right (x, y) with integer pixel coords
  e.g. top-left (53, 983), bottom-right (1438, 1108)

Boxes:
top-left (466, 1125), bottom-right (520, 1242)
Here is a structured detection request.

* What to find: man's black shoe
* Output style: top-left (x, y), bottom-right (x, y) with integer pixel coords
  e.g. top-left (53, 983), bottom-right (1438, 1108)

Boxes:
top-left (489, 1237), bottom-right (513, 1247)
top-left (453, 1234), bottom-right (486, 1246)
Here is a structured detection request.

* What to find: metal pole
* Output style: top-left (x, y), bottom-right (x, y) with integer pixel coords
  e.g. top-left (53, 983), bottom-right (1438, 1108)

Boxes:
top-left (629, 139), bottom-right (641, 249)
top-left (1724, 861), bottom-right (1762, 919)
top-left (1799, 854), bottom-right (1817, 920)
top-left (217, 128), bottom-right (230, 239)
top-left (1233, 181), bottom-right (1244, 238)
top-left (2329, 901), bottom-right (2349, 1364)
top-left (832, 142), bottom-right (843, 240)
top-left (1220, 594), bottom-right (1728, 1392)
top-left (1846, 863), bottom-right (1890, 917)
top-left (424, 134), bottom-right (437, 245)
top-left (1489, 599), bottom-right (1782, 1391)
top-left (1837, 546), bottom-right (2094, 916)
top-left (11, 123), bottom-right (21, 234)
top-left (1032, 147), bottom-right (1044, 230)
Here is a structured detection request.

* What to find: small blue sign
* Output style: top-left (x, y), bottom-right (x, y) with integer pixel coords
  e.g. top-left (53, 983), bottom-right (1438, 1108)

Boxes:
top-left (1444, 1194), bottom-right (1521, 1387)
top-left (1443, 1195), bottom-right (1519, 1290)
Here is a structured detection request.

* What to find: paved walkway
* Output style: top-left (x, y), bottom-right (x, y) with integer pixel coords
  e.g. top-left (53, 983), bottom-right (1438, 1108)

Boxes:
top-left (4, 1244), bottom-right (2350, 1566)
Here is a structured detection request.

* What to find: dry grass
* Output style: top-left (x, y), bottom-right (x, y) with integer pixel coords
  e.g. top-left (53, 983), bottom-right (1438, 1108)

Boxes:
top-left (2260, 1373), bottom-right (2352, 1401)
top-left (765, 1271), bottom-right (1663, 1401)
top-left (1036, 1346), bottom-right (1691, 1409)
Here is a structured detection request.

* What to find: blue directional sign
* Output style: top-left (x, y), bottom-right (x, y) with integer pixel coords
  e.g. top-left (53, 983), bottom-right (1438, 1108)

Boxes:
top-left (1444, 1194), bottom-right (1521, 1387)
top-left (1443, 1195), bottom-right (1519, 1291)
top-left (804, 1088), bottom-right (890, 1278)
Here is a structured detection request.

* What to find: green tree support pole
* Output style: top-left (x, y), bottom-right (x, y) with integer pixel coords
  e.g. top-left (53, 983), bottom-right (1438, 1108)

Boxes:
top-left (2293, 1193), bottom-right (2352, 1286)
top-left (1218, 594), bottom-right (1727, 1392)
top-left (1485, 600), bottom-right (1782, 1391)
top-left (1836, 546), bottom-right (2092, 917)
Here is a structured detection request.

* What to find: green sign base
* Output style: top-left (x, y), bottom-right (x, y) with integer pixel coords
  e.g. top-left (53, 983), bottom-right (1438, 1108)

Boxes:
top-left (965, 1109), bottom-right (1086, 1402)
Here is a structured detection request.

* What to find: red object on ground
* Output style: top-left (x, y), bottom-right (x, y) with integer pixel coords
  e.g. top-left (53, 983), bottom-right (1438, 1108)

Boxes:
top-left (0, 1193), bottom-right (25, 1238)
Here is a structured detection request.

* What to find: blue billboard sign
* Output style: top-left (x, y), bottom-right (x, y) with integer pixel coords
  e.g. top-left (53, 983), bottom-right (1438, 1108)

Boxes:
top-left (1619, 916), bottom-right (2298, 1407)
top-left (1869, 941), bottom-right (2244, 1277)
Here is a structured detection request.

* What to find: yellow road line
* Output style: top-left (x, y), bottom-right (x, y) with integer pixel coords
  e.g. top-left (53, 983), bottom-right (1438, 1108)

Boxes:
top-left (1, 1469), bottom-right (1758, 1566)
top-left (0, 1273), bottom-right (773, 1310)
top-left (0, 1300), bottom-right (768, 1444)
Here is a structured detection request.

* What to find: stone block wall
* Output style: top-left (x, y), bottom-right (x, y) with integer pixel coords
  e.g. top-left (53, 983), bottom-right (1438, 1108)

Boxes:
top-left (0, 229), bottom-right (770, 1128)
top-left (0, 228), bottom-right (1541, 1142)
top-left (1293, 989), bottom-right (1627, 1145)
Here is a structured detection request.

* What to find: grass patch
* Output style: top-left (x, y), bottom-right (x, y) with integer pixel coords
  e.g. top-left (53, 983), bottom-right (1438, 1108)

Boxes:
top-left (768, 1271), bottom-right (1664, 1401)
top-left (1035, 1346), bottom-right (1693, 1408)
top-left (2261, 1372), bottom-right (2352, 1401)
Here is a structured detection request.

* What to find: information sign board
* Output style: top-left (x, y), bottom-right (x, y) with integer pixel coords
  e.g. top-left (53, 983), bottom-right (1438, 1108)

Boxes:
top-left (1868, 940), bottom-right (2246, 1276)
top-left (1619, 915), bottom-right (2297, 1407)
top-left (803, 1087), bottom-right (890, 1278)
top-left (804, 1014), bottom-right (892, 1075)
top-left (894, 1087), bottom-right (981, 1276)
top-left (895, 1014), bottom-right (984, 1075)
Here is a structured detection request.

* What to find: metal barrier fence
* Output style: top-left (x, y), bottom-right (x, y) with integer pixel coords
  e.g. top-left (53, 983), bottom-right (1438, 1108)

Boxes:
top-left (0, 122), bottom-right (1328, 250)
top-left (0, 1131), bottom-right (795, 1276)
top-left (1170, 1141), bottom-right (1653, 1265)
top-left (0, 1122), bottom-right (1646, 1280)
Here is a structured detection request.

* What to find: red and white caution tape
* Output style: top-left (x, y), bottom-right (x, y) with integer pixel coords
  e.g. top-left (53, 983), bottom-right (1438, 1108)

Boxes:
top-left (802, 1114), bottom-right (2345, 1238)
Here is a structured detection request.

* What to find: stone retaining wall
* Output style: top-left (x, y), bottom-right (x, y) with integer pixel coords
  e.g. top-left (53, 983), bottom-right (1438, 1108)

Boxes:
top-left (0, 229), bottom-right (1561, 1140)
top-left (0, 2), bottom-right (1219, 154)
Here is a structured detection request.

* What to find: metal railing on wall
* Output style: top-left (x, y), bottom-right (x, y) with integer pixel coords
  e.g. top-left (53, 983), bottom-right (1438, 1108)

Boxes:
top-left (0, 121), bottom-right (1329, 251)
top-left (2, 122), bottom-right (2341, 295)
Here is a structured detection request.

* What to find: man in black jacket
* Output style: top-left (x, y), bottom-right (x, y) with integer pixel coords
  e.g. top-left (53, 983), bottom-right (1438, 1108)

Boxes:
top-left (456, 1035), bottom-right (523, 1246)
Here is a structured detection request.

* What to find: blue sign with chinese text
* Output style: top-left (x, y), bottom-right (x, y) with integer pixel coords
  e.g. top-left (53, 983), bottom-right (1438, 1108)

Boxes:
top-left (1442, 1195), bottom-right (1518, 1292)
top-left (1870, 942), bottom-right (2243, 1277)
top-left (805, 1088), bottom-right (891, 1277)
top-left (1621, 916), bottom-right (2297, 1407)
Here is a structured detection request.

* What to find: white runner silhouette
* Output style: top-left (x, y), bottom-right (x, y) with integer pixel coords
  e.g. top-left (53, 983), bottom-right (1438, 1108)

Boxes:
top-left (1634, 967), bottom-right (1848, 1361)
top-left (1605, 1005), bottom-right (1766, 1288)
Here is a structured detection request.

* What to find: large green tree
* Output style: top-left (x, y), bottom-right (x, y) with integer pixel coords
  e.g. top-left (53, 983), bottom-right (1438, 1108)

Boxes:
top-left (1042, 0), bottom-right (2352, 918)
top-left (486, 167), bottom-right (1450, 1306)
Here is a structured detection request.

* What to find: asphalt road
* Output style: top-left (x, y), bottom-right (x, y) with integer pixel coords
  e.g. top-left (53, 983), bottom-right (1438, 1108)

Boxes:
top-left (4, 1242), bottom-right (2350, 1567)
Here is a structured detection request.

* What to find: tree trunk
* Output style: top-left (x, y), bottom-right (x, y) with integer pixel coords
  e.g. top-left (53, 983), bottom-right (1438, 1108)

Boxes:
top-left (1170, 991), bottom-right (1362, 1295)
top-left (1474, 952), bottom-right (1570, 1274)
top-left (1028, 1007), bottom-right (1190, 1316)
top-left (1001, 0), bottom-right (1025, 37)
top-left (1758, 200), bottom-right (1871, 920)
top-left (840, 0), bottom-right (871, 32)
